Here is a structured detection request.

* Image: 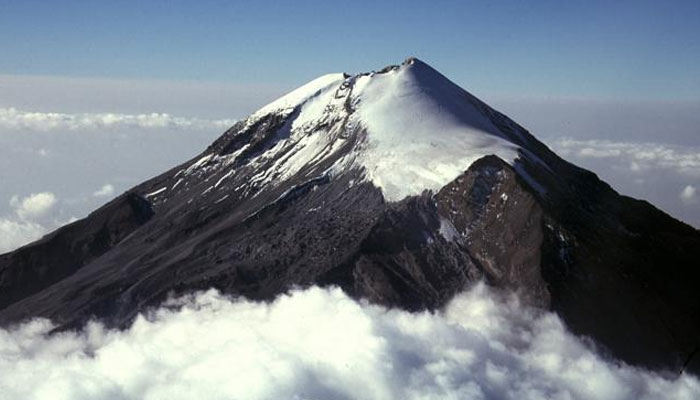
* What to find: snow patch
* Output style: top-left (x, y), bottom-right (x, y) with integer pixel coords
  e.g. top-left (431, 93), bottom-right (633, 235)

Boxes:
top-left (250, 73), bottom-right (346, 126)
top-left (185, 154), bottom-right (214, 175)
top-left (439, 217), bottom-right (460, 242)
top-left (214, 170), bottom-right (235, 189)
top-left (145, 187), bottom-right (167, 198)
top-left (214, 194), bottom-right (229, 204)
top-left (171, 178), bottom-right (184, 190)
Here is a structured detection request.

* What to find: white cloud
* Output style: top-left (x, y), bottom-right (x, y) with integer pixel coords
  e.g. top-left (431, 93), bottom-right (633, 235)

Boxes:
top-left (578, 147), bottom-right (622, 158)
top-left (10, 192), bottom-right (57, 220)
top-left (0, 107), bottom-right (237, 132)
top-left (0, 218), bottom-right (47, 253)
top-left (545, 137), bottom-right (700, 227)
top-left (681, 185), bottom-right (697, 205)
top-left (93, 184), bottom-right (115, 198)
top-left (0, 284), bottom-right (697, 400)
top-left (0, 192), bottom-right (65, 253)
top-left (549, 138), bottom-right (700, 177)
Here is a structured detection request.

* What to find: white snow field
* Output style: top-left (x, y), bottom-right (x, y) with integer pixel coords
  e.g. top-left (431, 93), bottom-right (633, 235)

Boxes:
top-left (187, 58), bottom-right (523, 202)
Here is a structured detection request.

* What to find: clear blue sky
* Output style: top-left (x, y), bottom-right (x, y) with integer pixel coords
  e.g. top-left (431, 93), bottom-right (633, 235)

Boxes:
top-left (1, 0), bottom-right (699, 100)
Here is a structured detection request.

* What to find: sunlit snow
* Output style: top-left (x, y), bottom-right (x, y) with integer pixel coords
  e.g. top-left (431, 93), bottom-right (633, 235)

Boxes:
top-left (207, 58), bottom-right (522, 202)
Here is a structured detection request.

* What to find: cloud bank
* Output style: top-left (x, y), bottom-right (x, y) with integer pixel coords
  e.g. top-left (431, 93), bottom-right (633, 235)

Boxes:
top-left (0, 107), bottom-right (237, 131)
top-left (1, 284), bottom-right (697, 400)
top-left (549, 138), bottom-right (700, 178)
top-left (546, 137), bottom-right (700, 227)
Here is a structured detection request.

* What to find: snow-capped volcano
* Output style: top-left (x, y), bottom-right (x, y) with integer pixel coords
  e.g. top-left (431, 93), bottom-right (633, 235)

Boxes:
top-left (159, 57), bottom-right (531, 209)
top-left (2, 58), bottom-right (700, 376)
top-left (236, 57), bottom-right (522, 201)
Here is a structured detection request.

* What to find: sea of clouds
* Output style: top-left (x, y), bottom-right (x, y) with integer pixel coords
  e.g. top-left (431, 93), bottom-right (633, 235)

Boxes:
top-left (549, 138), bottom-right (700, 180)
top-left (1, 283), bottom-right (697, 400)
top-left (0, 107), bottom-right (231, 253)
top-left (545, 137), bottom-right (700, 227)
top-left (0, 107), bottom-right (237, 132)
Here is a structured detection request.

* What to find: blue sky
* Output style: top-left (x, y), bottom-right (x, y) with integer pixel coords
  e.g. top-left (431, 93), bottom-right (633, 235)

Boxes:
top-left (1, 0), bottom-right (699, 100)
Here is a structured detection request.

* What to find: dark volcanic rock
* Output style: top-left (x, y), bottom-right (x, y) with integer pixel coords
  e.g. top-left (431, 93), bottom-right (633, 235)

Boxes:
top-left (436, 156), bottom-right (549, 308)
top-left (1, 58), bottom-right (699, 376)
top-left (0, 193), bottom-right (153, 310)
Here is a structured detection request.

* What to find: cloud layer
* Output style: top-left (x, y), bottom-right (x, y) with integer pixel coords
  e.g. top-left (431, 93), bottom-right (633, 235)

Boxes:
top-left (546, 137), bottom-right (700, 226)
top-left (549, 138), bottom-right (700, 178)
top-left (0, 107), bottom-right (236, 131)
top-left (1, 284), bottom-right (697, 400)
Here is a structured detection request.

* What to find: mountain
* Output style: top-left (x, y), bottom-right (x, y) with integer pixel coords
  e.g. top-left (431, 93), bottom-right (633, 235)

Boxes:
top-left (1, 58), bottom-right (699, 374)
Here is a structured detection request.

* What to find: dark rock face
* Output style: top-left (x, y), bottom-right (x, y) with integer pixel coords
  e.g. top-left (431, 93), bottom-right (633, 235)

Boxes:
top-left (436, 156), bottom-right (549, 308)
top-left (534, 160), bottom-right (700, 374)
top-left (0, 193), bottom-right (153, 311)
top-left (1, 62), bottom-right (699, 376)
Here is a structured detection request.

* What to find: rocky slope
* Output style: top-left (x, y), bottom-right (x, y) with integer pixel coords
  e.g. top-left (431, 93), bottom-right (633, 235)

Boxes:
top-left (1, 58), bottom-right (699, 374)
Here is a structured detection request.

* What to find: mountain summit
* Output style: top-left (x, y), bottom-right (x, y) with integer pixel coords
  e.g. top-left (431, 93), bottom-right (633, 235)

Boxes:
top-left (220, 57), bottom-right (523, 201)
top-left (1, 58), bottom-right (699, 374)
